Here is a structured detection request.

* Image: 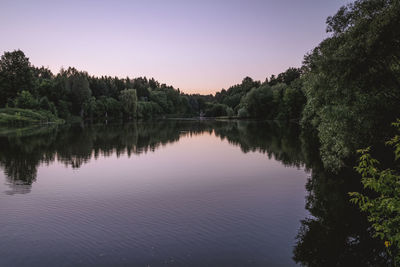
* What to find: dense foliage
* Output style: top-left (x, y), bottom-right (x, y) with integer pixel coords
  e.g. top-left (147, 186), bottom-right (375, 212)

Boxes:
top-left (301, 0), bottom-right (400, 171)
top-left (212, 69), bottom-right (305, 120)
top-left (0, 50), bottom-right (306, 123)
top-left (350, 120), bottom-right (400, 263)
top-left (0, 51), bottom-right (213, 121)
top-left (297, 1), bottom-right (400, 262)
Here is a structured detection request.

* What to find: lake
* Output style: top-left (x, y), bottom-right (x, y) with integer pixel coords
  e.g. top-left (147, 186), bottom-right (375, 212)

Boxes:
top-left (0, 120), bottom-right (388, 266)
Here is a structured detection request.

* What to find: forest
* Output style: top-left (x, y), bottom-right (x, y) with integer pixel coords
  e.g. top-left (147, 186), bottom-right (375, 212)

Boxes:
top-left (0, 0), bottom-right (400, 263)
top-left (0, 50), bottom-right (305, 122)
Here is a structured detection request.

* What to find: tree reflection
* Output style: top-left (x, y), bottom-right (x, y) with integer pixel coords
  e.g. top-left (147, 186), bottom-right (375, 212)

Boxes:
top-left (0, 125), bottom-right (58, 195)
top-left (0, 120), bottom-right (216, 190)
top-left (292, 131), bottom-right (391, 266)
top-left (0, 120), bottom-right (307, 190)
top-left (0, 120), bottom-right (391, 264)
top-left (293, 165), bottom-right (390, 266)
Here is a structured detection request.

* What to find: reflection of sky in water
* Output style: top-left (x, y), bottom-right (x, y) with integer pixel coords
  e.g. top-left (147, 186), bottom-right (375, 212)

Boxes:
top-left (0, 131), bottom-right (308, 267)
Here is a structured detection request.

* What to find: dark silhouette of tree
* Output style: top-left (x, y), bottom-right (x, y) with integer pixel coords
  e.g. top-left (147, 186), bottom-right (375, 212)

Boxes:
top-left (0, 50), bottom-right (34, 106)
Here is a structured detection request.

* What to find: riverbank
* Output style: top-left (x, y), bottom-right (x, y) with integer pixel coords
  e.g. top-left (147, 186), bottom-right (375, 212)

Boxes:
top-left (0, 108), bottom-right (64, 125)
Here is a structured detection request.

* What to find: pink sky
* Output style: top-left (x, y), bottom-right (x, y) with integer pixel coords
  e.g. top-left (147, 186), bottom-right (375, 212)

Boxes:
top-left (0, 0), bottom-right (350, 94)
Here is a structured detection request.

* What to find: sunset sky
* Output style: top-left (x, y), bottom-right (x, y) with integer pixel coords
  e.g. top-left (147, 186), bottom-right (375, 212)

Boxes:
top-left (0, 0), bottom-right (349, 94)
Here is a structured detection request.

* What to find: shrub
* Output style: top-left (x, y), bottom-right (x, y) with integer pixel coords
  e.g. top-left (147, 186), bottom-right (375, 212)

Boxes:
top-left (238, 107), bottom-right (249, 118)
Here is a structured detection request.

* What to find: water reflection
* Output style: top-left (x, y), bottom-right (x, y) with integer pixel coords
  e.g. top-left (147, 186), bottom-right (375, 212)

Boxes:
top-left (293, 161), bottom-right (390, 266)
top-left (0, 120), bottom-right (390, 265)
top-left (0, 120), bottom-right (306, 193)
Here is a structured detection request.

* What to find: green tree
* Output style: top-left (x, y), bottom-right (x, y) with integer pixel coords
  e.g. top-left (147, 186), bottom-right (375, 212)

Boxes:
top-left (350, 120), bottom-right (400, 264)
top-left (275, 67), bottom-right (302, 85)
top-left (280, 81), bottom-right (306, 120)
top-left (119, 89), bottom-right (138, 118)
top-left (204, 103), bottom-right (229, 117)
top-left (0, 50), bottom-right (34, 106)
top-left (61, 68), bottom-right (92, 117)
top-left (14, 91), bottom-right (38, 109)
top-left (84, 97), bottom-right (97, 119)
top-left (137, 101), bottom-right (162, 118)
top-left (71, 74), bottom-right (91, 117)
top-left (39, 96), bottom-right (57, 115)
top-left (240, 84), bottom-right (273, 118)
top-left (301, 0), bottom-right (400, 171)
top-left (238, 107), bottom-right (249, 118)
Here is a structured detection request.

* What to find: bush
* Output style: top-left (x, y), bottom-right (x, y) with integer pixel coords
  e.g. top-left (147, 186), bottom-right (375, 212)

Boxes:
top-left (350, 120), bottom-right (400, 263)
top-left (204, 103), bottom-right (228, 117)
top-left (241, 85), bottom-right (273, 118)
top-left (226, 107), bottom-right (234, 117)
top-left (238, 107), bottom-right (249, 118)
top-left (57, 100), bottom-right (72, 119)
top-left (14, 91), bottom-right (38, 109)
top-left (137, 101), bottom-right (163, 118)
top-left (39, 96), bottom-right (58, 116)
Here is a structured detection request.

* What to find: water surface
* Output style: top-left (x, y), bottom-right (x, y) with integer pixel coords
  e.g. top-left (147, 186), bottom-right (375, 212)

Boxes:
top-left (0, 120), bottom-right (386, 266)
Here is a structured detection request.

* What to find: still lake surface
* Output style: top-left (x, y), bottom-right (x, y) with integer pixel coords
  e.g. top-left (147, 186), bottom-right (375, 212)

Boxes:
top-left (0, 120), bottom-right (385, 266)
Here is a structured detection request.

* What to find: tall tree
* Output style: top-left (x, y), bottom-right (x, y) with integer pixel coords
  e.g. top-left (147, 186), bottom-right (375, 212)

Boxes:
top-left (0, 50), bottom-right (34, 106)
top-left (119, 89), bottom-right (138, 118)
top-left (62, 68), bottom-right (92, 117)
top-left (301, 0), bottom-right (400, 171)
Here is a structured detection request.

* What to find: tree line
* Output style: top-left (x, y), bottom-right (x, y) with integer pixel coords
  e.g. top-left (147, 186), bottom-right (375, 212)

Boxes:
top-left (0, 53), bottom-right (215, 120)
top-left (0, 48), bottom-right (307, 122)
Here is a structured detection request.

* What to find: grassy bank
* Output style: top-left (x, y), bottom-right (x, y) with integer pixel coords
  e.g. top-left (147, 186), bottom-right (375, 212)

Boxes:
top-left (0, 108), bottom-right (64, 125)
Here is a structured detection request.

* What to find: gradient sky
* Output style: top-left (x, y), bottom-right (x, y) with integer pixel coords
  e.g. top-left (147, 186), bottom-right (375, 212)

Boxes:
top-left (0, 0), bottom-right (349, 94)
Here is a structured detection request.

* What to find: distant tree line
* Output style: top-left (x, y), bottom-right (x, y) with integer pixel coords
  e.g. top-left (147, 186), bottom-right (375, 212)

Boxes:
top-left (210, 68), bottom-right (305, 120)
top-left (0, 52), bottom-right (213, 120)
top-left (0, 48), bottom-right (306, 121)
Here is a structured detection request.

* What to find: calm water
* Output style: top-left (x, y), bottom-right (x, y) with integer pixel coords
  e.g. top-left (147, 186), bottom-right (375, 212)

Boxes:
top-left (0, 120), bottom-right (388, 266)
